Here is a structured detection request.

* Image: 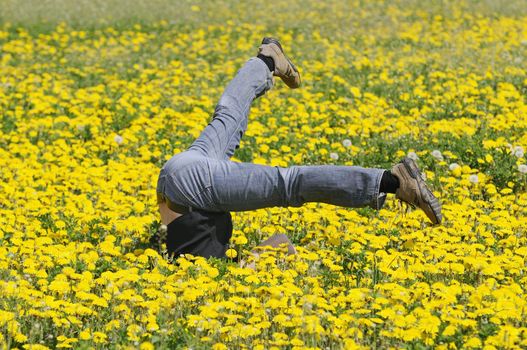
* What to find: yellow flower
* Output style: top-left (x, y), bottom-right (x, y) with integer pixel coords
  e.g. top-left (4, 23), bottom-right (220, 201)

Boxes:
top-left (79, 330), bottom-right (91, 340)
top-left (225, 248), bottom-right (238, 259)
top-left (2, 5), bottom-right (527, 350)
top-left (212, 343), bottom-right (228, 350)
top-left (92, 332), bottom-right (108, 344)
top-left (139, 342), bottom-right (155, 350)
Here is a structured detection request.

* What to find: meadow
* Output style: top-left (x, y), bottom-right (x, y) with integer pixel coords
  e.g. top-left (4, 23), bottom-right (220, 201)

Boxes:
top-left (1, 0), bottom-right (527, 348)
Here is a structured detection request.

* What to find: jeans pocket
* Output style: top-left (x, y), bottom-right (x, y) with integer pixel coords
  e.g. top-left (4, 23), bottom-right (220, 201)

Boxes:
top-left (165, 156), bottom-right (213, 206)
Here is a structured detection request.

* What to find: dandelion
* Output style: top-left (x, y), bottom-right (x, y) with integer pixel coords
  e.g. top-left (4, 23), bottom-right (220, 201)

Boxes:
top-left (79, 331), bottom-right (90, 340)
top-left (225, 248), bottom-right (237, 259)
top-left (132, 202), bottom-right (145, 213)
top-left (407, 151), bottom-right (419, 161)
top-left (449, 163), bottom-right (460, 171)
top-left (514, 146), bottom-right (524, 158)
top-left (92, 332), bottom-right (107, 344)
top-left (518, 164), bottom-right (527, 174)
top-left (140, 342), bottom-right (155, 350)
top-left (469, 174), bottom-right (479, 184)
top-left (114, 135), bottom-right (124, 145)
top-left (431, 150), bottom-right (443, 161)
top-left (342, 139), bottom-right (352, 147)
top-left (329, 152), bottom-right (339, 160)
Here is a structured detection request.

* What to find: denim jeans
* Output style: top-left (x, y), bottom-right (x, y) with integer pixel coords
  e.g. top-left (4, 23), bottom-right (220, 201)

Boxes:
top-left (157, 57), bottom-right (387, 212)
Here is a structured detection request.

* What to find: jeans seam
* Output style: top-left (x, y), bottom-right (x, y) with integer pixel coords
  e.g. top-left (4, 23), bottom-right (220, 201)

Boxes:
top-left (166, 163), bottom-right (211, 206)
top-left (219, 59), bottom-right (272, 158)
top-left (190, 185), bottom-right (214, 209)
top-left (219, 107), bottom-right (247, 159)
top-left (372, 170), bottom-right (386, 209)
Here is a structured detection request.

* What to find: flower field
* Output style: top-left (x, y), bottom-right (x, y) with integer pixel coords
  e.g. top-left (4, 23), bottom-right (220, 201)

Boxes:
top-left (1, 0), bottom-right (527, 348)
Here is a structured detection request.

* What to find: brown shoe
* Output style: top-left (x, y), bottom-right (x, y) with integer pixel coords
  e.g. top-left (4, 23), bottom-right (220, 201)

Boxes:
top-left (258, 37), bottom-right (301, 89)
top-left (391, 158), bottom-right (442, 225)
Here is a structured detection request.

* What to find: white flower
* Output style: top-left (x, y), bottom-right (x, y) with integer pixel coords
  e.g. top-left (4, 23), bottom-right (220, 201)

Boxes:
top-left (329, 152), bottom-right (339, 160)
top-left (114, 135), bottom-right (123, 145)
top-left (518, 164), bottom-right (527, 174)
top-left (431, 149), bottom-right (443, 161)
top-left (342, 139), bottom-right (352, 147)
top-left (469, 174), bottom-right (479, 184)
top-left (407, 151), bottom-right (419, 161)
top-left (514, 146), bottom-right (524, 158)
top-left (449, 163), bottom-right (460, 171)
top-left (77, 124), bottom-right (85, 131)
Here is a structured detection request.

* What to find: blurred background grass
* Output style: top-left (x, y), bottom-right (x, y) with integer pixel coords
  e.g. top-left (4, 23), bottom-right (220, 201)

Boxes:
top-left (1, 0), bottom-right (527, 33)
top-left (2, 0), bottom-right (527, 73)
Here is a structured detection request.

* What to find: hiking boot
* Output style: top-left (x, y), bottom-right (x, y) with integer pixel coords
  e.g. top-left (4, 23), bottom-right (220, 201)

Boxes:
top-left (258, 37), bottom-right (301, 89)
top-left (391, 158), bottom-right (442, 225)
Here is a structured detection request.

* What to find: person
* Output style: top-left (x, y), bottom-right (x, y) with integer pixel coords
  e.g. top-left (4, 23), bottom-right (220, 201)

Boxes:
top-left (153, 37), bottom-right (442, 262)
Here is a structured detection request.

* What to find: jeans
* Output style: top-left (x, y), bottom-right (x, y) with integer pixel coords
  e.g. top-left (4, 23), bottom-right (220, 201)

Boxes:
top-left (157, 57), bottom-right (387, 212)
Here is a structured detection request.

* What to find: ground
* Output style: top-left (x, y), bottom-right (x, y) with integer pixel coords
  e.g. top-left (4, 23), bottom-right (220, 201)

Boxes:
top-left (0, 0), bottom-right (527, 349)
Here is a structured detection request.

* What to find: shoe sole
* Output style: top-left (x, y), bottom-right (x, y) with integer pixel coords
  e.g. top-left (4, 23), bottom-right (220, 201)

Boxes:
top-left (402, 158), bottom-right (442, 224)
top-left (261, 37), bottom-right (300, 80)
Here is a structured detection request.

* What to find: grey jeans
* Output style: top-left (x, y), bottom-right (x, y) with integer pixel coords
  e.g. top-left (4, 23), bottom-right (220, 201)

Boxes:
top-left (157, 57), bottom-right (387, 212)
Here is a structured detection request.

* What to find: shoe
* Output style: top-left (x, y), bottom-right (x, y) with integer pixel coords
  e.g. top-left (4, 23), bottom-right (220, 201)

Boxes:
top-left (258, 37), bottom-right (301, 89)
top-left (391, 158), bottom-right (442, 225)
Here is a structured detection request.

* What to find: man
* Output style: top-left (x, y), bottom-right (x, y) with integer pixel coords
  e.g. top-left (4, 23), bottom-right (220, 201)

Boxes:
top-left (154, 38), bottom-right (442, 261)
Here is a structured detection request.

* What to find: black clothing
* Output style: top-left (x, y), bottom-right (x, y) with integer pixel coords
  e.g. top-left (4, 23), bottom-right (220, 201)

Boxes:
top-left (154, 209), bottom-right (233, 259)
top-left (257, 54), bottom-right (275, 73)
top-left (380, 170), bottom-right (400, 194)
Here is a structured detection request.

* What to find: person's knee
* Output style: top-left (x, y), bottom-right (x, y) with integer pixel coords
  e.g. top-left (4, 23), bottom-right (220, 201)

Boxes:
top-left (278, 166), bottom-right (304, 207)
top-left (215, 97), bottom-right (244, 118)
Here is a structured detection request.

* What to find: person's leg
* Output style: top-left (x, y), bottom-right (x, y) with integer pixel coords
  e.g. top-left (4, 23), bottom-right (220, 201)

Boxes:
top-left (160, 153), bottom-right (440, 224)
top-left (202, 160), bottom-right (387, 211)
top-left (158, 38), bottom-right (440, 224)
top-left (188, 57), bottom-right (273, 160)
top-left (160, 38), bottom-right (300, 211)
top-left (179, 156), bottom-right (441, 224)
top-left (158, 57), bottom-right (272, 210)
